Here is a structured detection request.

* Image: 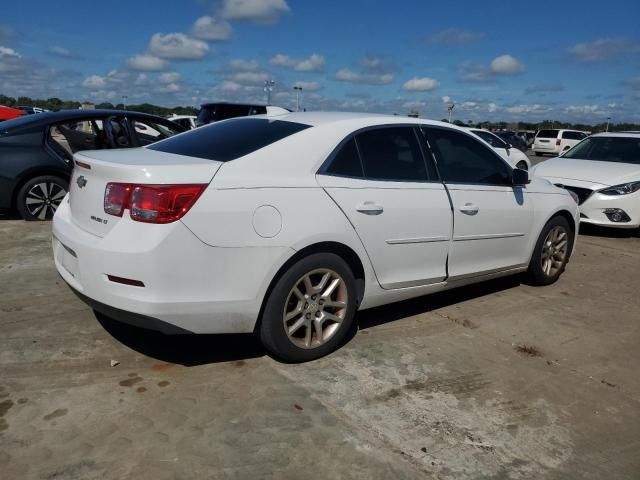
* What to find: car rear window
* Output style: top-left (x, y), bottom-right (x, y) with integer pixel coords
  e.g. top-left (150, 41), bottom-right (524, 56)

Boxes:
top-left (148, 118), bottom-right (311, 161)
top-left (537, 129), bottom-right (559, 139)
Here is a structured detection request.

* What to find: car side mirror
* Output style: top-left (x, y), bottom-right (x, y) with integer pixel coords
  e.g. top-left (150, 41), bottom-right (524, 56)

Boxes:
top-left (512, 168), bottom-right (530, 186)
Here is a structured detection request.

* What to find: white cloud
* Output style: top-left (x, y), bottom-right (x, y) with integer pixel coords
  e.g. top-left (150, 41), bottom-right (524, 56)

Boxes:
top-left (490, 55), bottom-right (524, 74)
top-left (228, 59), bottom-right (259, 71)
top-left (269, 53), bottom-right (325, 72)
top-left (82, 75), bottom-right (107, 89)
top-left (563, 104), bottom-right (607, 116)
top-left (335, 68), bottom-right (393, 85)
top-left (441, 95), bottom-right (452, 104)
top-left (292, 81), bottom-right (321, 91)
top-left (192, 16), bottom-right (232, 41)
top-left (159, 71), bottom-right (180, 83)
top-left (134, 74), bottom-right (148, 86)
top-left (569, 38), bottom-right (640, 62)
top-left (229, 71), bottom-right (271, 85)
top-left (505, 104), bottom-right (552, 115)
top-left (423, 29), bottom-right (484, 46)
top-left (159, 82), bottom-right (180, 93)
top-left (149, 33), bottom-right (209, 60)
top-left (49, 46), bottom-right (74, 58)
top-left (220, 0), bottom-right (290, 23)
top-left (402, 77), bottom-right (440, 91)
top-left (127, 53), bottom-right (168, 71)
top-left (0, 46), bottom-right (21, 58)
top-left (488, 103), bottom-right (497, 113)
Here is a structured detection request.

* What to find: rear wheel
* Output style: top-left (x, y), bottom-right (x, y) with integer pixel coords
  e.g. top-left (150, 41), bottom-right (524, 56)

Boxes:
top-left (16, 175), bottom-right (68, 221)
top-left (259, 253), bottom-right (357, 362)
top-left (526, 216), bottom-right (573, 285)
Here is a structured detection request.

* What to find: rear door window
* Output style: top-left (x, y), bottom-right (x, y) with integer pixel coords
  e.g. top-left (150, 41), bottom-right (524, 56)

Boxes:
top-left (148, 118), bottom-right (311, 161)
top-left (356, 127), bottom-right (430, 182)
top-left (48, 119), bottom-right (102, 158)
top-left (537, 129), bottom-right (559, 139)
top-left (325, 138), bottom-right (364, 177)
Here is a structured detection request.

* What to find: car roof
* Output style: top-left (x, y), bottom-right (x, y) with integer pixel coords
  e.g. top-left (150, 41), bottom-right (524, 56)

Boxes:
top-left (0, 109), bottom-right (176, 132)
top-left (591, 132), bottom-right (640, 138)
top-left (256, 110), bottom-right (457, 129)
top-left (200, 102), bottom-right (267, 108)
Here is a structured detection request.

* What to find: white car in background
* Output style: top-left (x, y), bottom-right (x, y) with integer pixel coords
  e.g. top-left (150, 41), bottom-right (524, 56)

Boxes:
top-left (470, 129), bottom-right (531, 170)
top-left (167, 114), bottom-right (197, 130)
top-left (533, 129), bottom-right (588, 156)
top-left (52, 113), bottom-right (578, 362)
top-left (534, 132), bottom-right (640, 229)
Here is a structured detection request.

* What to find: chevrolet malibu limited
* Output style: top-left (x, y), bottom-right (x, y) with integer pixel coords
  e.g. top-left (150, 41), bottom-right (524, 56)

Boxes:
top-left (52, 113), bottom-right (579, 362)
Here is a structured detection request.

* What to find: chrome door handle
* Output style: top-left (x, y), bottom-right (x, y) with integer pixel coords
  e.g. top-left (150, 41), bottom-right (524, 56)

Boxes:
top-left (356, 201), bottom-right (384, 215)
top-left (459, 203), bottom-right (479, 215)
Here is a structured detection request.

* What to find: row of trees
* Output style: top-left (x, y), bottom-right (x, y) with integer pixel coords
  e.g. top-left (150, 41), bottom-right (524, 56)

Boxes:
top-left (0, 95), bottom-right (197, 117)
top-left (2, 94), bottom-right (637, 131)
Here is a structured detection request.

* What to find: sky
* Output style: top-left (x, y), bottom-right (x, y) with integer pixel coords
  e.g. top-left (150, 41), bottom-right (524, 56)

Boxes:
top-left (1, 0), bottom-right (639, 123)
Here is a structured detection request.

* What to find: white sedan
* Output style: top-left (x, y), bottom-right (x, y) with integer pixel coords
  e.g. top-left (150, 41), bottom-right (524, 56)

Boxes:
top-left (470, 129), bottom-right (531, 170)
top-left (52, 113), bottom-right (579, 362)
top-left (534, 132), bottom-right (640, 229)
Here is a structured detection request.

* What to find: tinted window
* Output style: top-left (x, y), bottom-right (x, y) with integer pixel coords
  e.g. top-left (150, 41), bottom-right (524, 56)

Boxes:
top-left (473, 130), bottom-right (506, 148)
top-left (216, 104), bottom-right (250, 121)
top-left (148, 118), bottom-right (311, 161)
top-left (562, 136), bottom-right (640, 164)
top-left (131, 119), bottom-right (182, 146)
top-left (426, 127), bottom-right (511, 185)
top-left (326, 138), bottom-right (363, 177)
top-left (196, 108), bottom-right (212, 126)
top-left (562, 131), bottom-right (583, 140)
top-left (356, 127), bottom-right (428, 181)
top-left (537, 129), bottom-right (559, 139)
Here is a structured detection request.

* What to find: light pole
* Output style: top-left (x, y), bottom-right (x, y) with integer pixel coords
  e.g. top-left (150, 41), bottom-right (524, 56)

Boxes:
top-left (264, 80), bottom-right (275, 106)
top-left (293, 85), bottom-right (303, 111)
top-left (447, 103), bottom-right (455, 123)
top-left (606, 117), bottom-right (611, 132)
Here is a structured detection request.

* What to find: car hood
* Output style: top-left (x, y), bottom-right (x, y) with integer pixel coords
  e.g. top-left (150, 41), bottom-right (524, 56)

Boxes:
top-left (533, 157), bottom-right (640, 187)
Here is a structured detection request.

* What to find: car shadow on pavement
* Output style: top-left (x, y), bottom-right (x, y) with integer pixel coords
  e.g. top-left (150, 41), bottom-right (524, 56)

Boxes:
top-left (95, 276), bottom-right (522, 366)
top-left (357, 275), bottom-right (522, 331)
top-left (95, 312), bottom-right (266, 366)
top-left (579, 223), bottom-right (639, 239)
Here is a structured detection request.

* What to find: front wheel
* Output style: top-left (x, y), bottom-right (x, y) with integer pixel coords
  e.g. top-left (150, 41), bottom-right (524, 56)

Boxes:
top-left (16, 175), bottom-right (68, 221)
top-left (526, 216), bottom-right (573, 286)
top-left (259, 253), bottom-right (357, 362)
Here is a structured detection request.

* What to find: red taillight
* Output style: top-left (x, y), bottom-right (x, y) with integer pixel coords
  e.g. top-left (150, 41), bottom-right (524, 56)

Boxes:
top-left (104, 183), bottom-right (206, 223)
top-left (104, 183), bottom-right (133, 217)
top-left (556, 138), bottom-right (561, 146)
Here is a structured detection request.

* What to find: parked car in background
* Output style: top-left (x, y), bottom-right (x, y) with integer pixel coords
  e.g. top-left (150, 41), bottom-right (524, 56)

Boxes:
top-left (0, 105), bottom-right (25, 122)
top-left (533, 129), bottom-right (588, 156)
top-left (534, 132), bottom-right (640, 230)
top-left (470, 129), bottom-right (531, 170)
top-left (494, 131), bottom-right (528, 152)
top-left (196, 102), bottom-right (290, 127)
top-left (17, 106), bottom-right (49, 115)
top-left (52, 112), bottom-right (578, 362)
top-left (517, 130), bottom-right (536, 148)
top-left (0, 109), bottom-right (185, 220)
top-left (167, 114), bottom-right (197, 130)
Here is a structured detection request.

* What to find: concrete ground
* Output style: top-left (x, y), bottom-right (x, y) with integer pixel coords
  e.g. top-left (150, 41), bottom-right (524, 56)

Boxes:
top-left (1, 168), bottom-right (639, 479)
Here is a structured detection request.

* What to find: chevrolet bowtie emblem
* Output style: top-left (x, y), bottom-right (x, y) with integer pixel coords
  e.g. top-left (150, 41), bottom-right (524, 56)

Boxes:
top-left (76, 175), bottom-right (87, 189)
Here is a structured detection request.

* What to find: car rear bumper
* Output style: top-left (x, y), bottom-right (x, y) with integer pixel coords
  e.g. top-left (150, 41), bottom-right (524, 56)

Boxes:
top-left (52, 196), bottom-right (293, 333)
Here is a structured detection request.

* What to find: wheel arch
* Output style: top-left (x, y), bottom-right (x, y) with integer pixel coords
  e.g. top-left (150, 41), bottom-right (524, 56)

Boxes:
top-left (254, 241), bottom-right (367, 334)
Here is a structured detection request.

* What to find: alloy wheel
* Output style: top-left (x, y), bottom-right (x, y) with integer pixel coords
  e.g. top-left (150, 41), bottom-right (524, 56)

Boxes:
top-left (540, 226), bottom-right (568, 277)
top-left (25, 182), bottom-right (66, 220)
top-left (282, 268), bottom-right (349, 349)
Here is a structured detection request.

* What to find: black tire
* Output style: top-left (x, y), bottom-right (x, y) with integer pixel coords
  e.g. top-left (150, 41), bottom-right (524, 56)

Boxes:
top-left (16, 175), bottom-right (68, 221)
top-left (516, 161), bottom-right (528, 171)
top-left (259, 253), bottom-right (357, 362)
top-left (526, 216), bottom-right (573, 286)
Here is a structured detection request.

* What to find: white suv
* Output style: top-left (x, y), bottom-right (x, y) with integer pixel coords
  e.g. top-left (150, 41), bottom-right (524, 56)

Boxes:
top-left (533, 129), bottom-right (588, 156)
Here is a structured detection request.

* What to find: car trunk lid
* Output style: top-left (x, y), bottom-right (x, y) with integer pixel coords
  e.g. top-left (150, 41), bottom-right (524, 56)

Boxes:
top-left (68, 147), bottom-right (221, 237)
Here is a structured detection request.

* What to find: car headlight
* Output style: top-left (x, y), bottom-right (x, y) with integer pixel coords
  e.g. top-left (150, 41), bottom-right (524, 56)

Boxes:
top-left (598, 181), bottom-right (640, 196)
